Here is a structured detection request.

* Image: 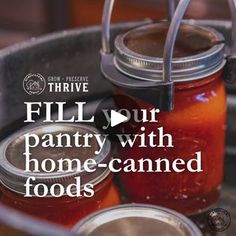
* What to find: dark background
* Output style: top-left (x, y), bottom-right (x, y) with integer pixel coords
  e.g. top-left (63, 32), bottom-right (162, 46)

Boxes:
top-left (0, 0), bottom-right (230, 48)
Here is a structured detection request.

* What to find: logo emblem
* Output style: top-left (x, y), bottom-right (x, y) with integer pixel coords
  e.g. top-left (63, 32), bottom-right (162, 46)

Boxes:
top-left (207, 208), bottom-right (231, 232)
top-left (23, 73), bottom-right (46, 95)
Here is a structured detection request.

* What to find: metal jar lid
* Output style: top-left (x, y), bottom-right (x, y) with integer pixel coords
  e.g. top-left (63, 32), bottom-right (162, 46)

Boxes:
top-left (73, 204), bottom-right (202, 236)
top-left (0, 124), bottom-right (111, 196)
top-left (114, 22), bottom-right (225, 82)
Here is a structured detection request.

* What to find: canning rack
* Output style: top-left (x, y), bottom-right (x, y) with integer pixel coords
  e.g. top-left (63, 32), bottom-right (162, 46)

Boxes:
top-left (101, 0), bottom-right (236, 111)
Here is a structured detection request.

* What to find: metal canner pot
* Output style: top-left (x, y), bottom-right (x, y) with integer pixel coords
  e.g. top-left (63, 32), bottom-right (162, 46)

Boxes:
top-left (0, 1), bottom-right (235, 235)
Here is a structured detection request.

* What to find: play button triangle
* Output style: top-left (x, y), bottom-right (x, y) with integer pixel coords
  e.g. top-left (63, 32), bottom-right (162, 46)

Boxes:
top-left (110, 110), bottom-right (129, 127)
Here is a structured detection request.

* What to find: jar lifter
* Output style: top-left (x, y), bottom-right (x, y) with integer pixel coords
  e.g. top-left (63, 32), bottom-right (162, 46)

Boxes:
top-left (101, 0), bottom-right (236, 111)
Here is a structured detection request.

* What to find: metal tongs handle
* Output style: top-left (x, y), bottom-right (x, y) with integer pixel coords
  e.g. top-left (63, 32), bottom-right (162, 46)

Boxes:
top-left (102, 0), bottom-right (179, 52)
top-left (168, 0), bottom-right (177, 20)
top-left (102, 0), bottom-right (115, 54)
top-left (163, 0), bottom-right (191, 84)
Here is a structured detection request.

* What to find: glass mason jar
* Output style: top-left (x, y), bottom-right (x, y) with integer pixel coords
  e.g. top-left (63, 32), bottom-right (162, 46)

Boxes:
top-left (72, 204), bottom-right (202, 236)
top-left (110, 23), bottom-right (227, 214)
top-left (0, 124), bottom-right (121, 227)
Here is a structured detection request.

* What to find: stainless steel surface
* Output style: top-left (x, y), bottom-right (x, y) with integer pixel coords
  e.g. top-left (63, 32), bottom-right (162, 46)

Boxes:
top-left (0, 124), bottom-right (111, 196)
top-left (73, 204), bottom-right (202, 236)
top-left (190, 186), bottom-right (236, 235)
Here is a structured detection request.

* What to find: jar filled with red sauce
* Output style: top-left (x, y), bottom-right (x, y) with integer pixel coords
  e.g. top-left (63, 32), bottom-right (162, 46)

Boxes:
top-left (112, 22), bottom-right (226, 214)
top-left (0, 124), bottom-right (121, 227)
